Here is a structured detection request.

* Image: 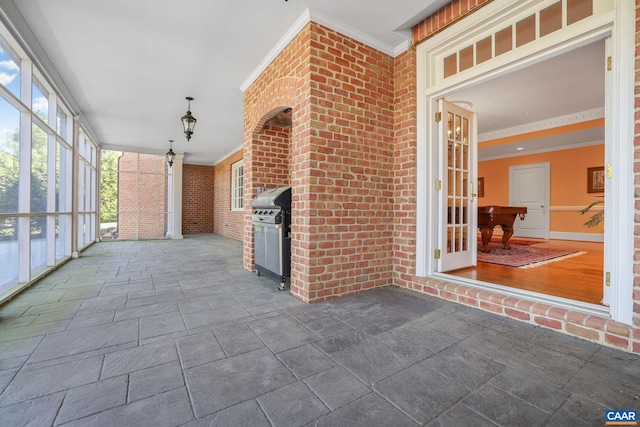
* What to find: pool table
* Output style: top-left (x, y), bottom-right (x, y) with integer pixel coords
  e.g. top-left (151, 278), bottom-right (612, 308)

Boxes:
top-left (478, 206), bottom-right (527, 253)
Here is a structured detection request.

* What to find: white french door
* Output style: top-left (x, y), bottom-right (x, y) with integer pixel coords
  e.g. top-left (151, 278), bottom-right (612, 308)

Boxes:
top-left (438, 100), bottom-right (477, 272)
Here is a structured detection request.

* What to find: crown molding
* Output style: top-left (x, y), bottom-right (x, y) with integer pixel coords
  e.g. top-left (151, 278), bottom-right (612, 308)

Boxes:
top-left (309, 9), bottom-right (399, 57)
top-left (479, 138), bottom-right (604, 161)
top-left (240, 8), bottom-right (410, 93)
top-left (214, 144), bottom-right (244, 166)
top-left (479, 108), bottom-right (605, 142)
top-left (240, 9), bottom-right (311, 93)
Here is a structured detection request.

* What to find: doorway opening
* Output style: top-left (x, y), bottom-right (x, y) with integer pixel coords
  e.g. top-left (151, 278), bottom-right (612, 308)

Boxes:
top-left (440, 39), bottom-right (605, 306)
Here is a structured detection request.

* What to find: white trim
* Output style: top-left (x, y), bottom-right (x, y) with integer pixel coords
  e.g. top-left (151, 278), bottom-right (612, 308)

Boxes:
top-left (214, 145), bottom-right (244, 166)
top-left (435, 272), bottom-right (608, 317)
top-left (240, 10), bottom-right (311, 93)
top-left (310, 10), bottom-right (396, 56)
top-left (479, 108), bottom-right (605, 142)
top-left (479, 139), bottom-right (604, 161)
top-left (550, 205), bottom-right (603, 212)
top-left (603, 2), bottom-right (634, 324)
top-left (549, 231), bottom-right (604, 243)
top-left (240, 8), bottom-right (409, 93)
top-left (417, 0), bottom-right (633, 324)
top-left (231, 160), bottom-right (244, 212)
top-left (169, 154), bottom-right (184, 240)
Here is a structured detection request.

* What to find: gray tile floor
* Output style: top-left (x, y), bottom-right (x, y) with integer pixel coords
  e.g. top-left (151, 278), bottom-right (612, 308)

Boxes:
top-left (0, 234), bottom-right (638, 426)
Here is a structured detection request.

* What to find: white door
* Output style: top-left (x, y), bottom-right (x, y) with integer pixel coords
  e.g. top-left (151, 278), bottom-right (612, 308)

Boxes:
top-left (438, 100), bottom-right (477, 272)
top-left (509, 163), bottom-right (549, 239)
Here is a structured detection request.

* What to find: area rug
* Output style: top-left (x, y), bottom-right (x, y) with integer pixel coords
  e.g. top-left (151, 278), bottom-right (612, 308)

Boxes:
top-left (483, 237), bottom-right (541, 246)
top-left (477, 242), bottom-right (585, 268)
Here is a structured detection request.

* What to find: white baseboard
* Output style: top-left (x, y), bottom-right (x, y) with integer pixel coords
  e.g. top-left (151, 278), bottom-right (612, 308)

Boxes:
top-left (549, 231), bottom-right (604, 242)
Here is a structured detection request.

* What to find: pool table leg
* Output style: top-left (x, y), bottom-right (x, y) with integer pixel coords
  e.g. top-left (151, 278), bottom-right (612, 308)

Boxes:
top-left (501, 224), bottom-right (514, 249)
top-left (479, 226), bottom-right (493, 252)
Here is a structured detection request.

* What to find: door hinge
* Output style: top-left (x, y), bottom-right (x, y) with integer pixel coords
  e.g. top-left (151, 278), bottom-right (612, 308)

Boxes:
top-left (605, 272), bottom-right (610, 287)
top-left (607, 56), bottom-right (612, 71)
top-left (435, 180), bottom-right (442, 191)
top-left (434, 249), bottom-right (441, 260)
top-left (435, 112), bottom-right (442, 122)
top-left (606, 163), bottom-right (612, 179)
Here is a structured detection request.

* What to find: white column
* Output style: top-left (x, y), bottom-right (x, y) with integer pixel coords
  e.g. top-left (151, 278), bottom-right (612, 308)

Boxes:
top-left (168, 154), bottom-right (184, 239)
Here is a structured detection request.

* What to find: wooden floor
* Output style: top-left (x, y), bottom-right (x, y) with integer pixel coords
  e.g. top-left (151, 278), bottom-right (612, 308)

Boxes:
top-left (448, 239), bottom-right (604, 305)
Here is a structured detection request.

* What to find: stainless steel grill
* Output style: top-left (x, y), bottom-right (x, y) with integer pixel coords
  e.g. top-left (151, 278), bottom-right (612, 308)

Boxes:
top-left (250, 186), bottom-right (291, 290)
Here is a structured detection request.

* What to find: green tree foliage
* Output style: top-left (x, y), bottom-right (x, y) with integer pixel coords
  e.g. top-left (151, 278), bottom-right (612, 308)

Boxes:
top-left (0, 129), bottom-right (19, 239)
top-left (0, 129), bottom-right (19, 214)
top-left (100, 150), bottom-right (120, 223)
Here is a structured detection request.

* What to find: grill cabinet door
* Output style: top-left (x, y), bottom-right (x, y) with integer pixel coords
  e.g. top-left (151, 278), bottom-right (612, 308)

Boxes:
top-left (263, 223), bottom-right (282, 275)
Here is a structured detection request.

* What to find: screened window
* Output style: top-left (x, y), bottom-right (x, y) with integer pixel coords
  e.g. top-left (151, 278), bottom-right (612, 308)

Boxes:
top-left (0, 34), bottom-right (20, 97)
top-left (232, 160), bottom-right (244, 211)
top-left (32, 78), bottom-right (49, 123)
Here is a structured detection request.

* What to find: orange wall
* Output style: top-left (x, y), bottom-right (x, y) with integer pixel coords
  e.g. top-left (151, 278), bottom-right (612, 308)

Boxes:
top-left (478, 143), bottom-right (604, 234)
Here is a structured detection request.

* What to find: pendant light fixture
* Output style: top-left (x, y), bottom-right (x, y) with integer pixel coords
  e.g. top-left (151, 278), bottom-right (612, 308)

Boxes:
top-left (166, 140), bottom-right (176, 167)
top-left (181, 97), bottom-right (197, 141)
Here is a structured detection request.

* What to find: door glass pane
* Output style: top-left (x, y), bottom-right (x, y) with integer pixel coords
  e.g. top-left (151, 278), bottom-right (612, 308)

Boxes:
top-left (516, 15), bottom-right (536, 47)
top-left (495, 27), bottom-right (512, 56)
top-left (476, 37), bottom-right (492, 64)
top-left (446, 110), bottom-right (473, 257)
top-left (459, 46), bottom-right (473, 72)
top-left (540, 2), bottom-right (562, 37)
top-left (567, 0), bottom-right (592, 25)
top-left (444, 53), bottom-right (457, 78)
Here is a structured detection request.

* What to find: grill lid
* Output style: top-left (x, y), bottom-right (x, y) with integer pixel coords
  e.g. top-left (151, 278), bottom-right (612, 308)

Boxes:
top-left (250, 186), bottom-right (291, 208)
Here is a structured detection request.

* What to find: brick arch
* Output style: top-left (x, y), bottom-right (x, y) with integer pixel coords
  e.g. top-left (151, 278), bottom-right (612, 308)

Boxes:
top-left (242, 76), bottom-right (303, 273)
top-left (247, 76), bottom-right (302, 135)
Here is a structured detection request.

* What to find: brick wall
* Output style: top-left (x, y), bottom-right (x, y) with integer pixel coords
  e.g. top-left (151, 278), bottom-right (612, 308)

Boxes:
top-left (243, 22), bottom-right (395, 302)
top-left (390, 0), bottom-right (640, 354)
top-left (183, 164), bottom-right (215, 234)
top-left (241, 0), bottom-right (640, 354)
top-left (212, 151), bottom-right (244, 240)
top-left (117, 153), bottom-right (167, 239)
top-left (632, 0), bottom-right (640, 353)
top-left (243, 24), bottom-right (309, 275)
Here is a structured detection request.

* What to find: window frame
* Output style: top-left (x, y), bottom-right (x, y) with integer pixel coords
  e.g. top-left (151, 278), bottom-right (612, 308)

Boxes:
top-left (231, 160), bottom-right (244, 212)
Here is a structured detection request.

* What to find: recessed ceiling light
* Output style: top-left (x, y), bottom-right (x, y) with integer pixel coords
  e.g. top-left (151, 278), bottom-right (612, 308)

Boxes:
top-left (516, 147), bottom-right (524, 151)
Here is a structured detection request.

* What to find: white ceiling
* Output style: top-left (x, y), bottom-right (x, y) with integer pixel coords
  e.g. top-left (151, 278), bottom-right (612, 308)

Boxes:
top-left (5, 0), bottom-right (604, 164)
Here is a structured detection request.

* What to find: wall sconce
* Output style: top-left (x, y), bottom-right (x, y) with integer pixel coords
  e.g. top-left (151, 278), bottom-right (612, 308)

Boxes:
top-left (166, 140), bottom-right (176, 167)
top-left (181, 96), bottom-right (197, 141)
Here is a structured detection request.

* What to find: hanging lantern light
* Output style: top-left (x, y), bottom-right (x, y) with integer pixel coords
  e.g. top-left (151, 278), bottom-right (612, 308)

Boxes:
top-left (166, 140), bottom-right (176, 167)
top-left (181, 97), bottom-right (197, 141)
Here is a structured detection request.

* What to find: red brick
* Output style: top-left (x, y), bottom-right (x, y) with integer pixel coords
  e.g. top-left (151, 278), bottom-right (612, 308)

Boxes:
top-left (565, 323), bottom-right (600, 341)
top-left (505, 308), bottom-right (530, 321)
top-left (605, 334), bottom-right (629, 349)
top-left (534, 316), bottom-right (562, 330)
top-left (479, 300), bottom-right (503, 314)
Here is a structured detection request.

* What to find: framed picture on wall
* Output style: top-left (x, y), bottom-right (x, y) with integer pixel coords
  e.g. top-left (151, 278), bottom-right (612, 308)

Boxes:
top-left (587, 166), bottom-right (605, 193)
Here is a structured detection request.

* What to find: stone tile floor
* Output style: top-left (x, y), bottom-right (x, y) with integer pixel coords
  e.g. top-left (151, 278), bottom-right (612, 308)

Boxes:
top-left (0, 234), bottom-right (638, 426)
